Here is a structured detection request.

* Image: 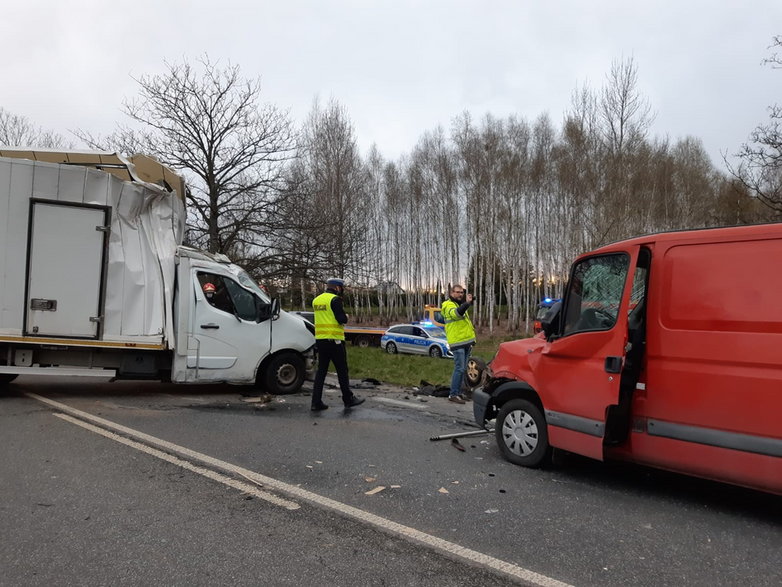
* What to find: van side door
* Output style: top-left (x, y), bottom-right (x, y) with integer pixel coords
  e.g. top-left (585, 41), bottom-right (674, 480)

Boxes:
top-left (535, 247), bottom-right (639, 460)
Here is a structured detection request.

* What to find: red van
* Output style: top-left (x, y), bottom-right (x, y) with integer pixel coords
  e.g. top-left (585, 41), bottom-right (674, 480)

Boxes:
top-left (473, 223), bottom-right (782, 494)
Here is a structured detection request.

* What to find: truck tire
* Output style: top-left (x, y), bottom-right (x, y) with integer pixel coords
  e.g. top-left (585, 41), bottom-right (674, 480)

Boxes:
top-left (262, 352), bottom-right (305, 395)
top-left (353, 335), bottom-right (371, 348)
top-left (495, 399), bottom-right (551, 468)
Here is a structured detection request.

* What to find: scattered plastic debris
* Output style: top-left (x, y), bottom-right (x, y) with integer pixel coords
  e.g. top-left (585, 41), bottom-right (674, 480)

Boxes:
top-left (438, 487), bottom-right (449, 494)
top-left (364, 476), bottom-right (377, 482)
top-left (485, 509), bottom-right (499, 514)
top-left (365, 486), bottom-right (386, 495)
top-left (451, 438), bottom-right (466, 452)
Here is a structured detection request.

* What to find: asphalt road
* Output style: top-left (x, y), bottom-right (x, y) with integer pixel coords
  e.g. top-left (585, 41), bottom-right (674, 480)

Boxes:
top-left (1, 376), bottom-right (780, 587)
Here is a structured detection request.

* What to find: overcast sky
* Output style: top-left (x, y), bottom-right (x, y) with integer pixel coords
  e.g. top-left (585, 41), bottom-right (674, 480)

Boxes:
top-left (2, 1), bottom-right (780, 169)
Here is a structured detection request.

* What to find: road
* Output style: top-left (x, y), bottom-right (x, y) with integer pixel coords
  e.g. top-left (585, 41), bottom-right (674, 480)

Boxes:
top-left (1, 376), bottom-right (780, 586)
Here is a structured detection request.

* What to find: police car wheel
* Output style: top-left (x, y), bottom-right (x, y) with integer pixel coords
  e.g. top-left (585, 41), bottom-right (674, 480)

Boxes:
top-left (385, 342), bottom-right (397, 354)
top-left (495, 399), bottom-right (551, 468)
top-left (428, 345), bottom-right (442, 358)
top-left (262, 352), bottom-right (305, 395)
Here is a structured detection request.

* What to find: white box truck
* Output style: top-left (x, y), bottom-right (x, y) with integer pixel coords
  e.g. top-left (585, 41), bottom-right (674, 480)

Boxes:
top-left (0, 149), bottom-right (315, 393)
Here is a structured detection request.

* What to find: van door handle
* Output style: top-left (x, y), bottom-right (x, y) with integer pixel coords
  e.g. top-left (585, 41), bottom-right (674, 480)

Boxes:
top-left (604, 356), bottom-right (622, 373)
top-left (200, 323), bottom-right (220, 330)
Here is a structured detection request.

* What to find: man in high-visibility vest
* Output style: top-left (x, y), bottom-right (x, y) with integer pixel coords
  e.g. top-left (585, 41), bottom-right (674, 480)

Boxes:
top-left (441, 284), bottom-right (476, 404)
top-left (310, 278), bottom-right (365, 411)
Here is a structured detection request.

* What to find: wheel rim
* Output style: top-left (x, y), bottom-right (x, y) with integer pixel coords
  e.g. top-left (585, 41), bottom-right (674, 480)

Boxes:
top-left (501, 409), bottom-right (539, 457)
top-left (386, 343), bottom-right (396, 354)
top-left (429, 346), bottom-right (441, 357)
top-left (276, 363), bottom-right (298, 386)
top-left (467, 360), bottom-right (480, 382)
top-left (358, 338), bottom-right (370, 348)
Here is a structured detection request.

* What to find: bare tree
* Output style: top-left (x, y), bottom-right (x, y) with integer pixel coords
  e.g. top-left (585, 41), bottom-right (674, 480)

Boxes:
top-left (76, 56), bottom-right (295, 268)
top-left (726, 38), bottom-right (782, 212)
top-left (0, 107), bottom-right (72, 148)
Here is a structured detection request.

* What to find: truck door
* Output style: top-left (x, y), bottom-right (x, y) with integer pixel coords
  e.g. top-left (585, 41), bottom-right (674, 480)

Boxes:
top-left (26, 201), bottom-right (109, 338)
top-left (185, 271), bottom-right (270, 382)
top-left (536, 247), bottom-right (639, 460)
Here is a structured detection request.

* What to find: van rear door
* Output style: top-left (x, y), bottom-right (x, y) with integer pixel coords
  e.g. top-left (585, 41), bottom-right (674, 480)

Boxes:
top-left (535, 247), bottom-right (639, 460)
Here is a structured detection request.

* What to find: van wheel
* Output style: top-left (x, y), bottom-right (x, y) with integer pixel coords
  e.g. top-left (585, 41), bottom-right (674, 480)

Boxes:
top-left (495, 399), bottom-right (551, 468)
top-left (428, 345), bottom-right (442, 358)
top-left (466, 357), bottom-right (486, 387)
top-left (262, 352), bottom-right (305, 395)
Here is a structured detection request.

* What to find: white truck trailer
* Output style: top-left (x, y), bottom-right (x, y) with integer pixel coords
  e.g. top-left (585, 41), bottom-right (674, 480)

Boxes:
top-left (0, 149), bottom-right (315, 393)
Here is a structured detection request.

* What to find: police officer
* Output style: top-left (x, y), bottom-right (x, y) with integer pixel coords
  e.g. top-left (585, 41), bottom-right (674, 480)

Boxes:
top-left (310, 278), bottom-right (365, 411)
top-left (441, 284), bottom-right (476, 404)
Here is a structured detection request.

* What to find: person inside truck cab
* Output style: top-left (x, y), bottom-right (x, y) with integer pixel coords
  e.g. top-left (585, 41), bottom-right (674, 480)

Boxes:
top-left (198, 275), bottom-right (234, 315)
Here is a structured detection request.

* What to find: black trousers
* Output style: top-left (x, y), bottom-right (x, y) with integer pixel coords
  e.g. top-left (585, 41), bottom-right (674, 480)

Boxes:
top-left (312, 339), bottom-right (353, 405)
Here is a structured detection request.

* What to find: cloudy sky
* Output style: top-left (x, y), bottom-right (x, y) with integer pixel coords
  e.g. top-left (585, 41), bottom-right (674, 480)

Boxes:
top-left (2, 1), bottom-right (780, 169)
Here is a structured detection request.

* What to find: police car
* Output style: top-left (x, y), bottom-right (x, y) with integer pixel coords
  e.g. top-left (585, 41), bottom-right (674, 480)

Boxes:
top-left (380, 323), bottom-right (452, 358)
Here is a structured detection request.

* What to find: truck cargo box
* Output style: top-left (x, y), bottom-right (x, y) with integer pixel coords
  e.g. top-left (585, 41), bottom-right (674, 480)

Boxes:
top-left (0, 151), bottom-right (185, 349)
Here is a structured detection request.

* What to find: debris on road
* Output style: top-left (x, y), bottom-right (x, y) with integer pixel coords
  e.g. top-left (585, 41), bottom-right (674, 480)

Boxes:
top-left (451, 438), bottom-right (466, 452)
top-left (365, 486), bottom-right (386, 495)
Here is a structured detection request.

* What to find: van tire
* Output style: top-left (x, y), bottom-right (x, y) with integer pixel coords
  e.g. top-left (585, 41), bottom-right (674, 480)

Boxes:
top-left (495, 399), bottom-right (551, 468)
top-left (466, 357), bottom-right (486, 387)
top-left (262, 352), bottom-right (305, 395)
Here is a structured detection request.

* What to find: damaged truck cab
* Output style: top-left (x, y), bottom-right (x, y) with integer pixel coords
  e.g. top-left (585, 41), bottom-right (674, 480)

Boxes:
top-left (473, 224), bottom-right (782, 495)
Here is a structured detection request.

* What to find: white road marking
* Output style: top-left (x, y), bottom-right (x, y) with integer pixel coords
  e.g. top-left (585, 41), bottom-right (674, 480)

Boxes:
top-left (54, 413), bottom-right (299, 510)
top-left (29, 392), bottom-right (572, 587)
top-left (372, 396), bottom-right (429, 410)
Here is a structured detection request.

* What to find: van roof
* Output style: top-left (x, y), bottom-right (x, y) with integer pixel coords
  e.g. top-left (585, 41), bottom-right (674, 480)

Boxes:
top-left (590, 222), bottom-right (782, 255)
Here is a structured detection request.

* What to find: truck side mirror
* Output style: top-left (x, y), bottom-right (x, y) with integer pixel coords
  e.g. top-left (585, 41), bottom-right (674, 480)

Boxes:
top-left (255, 298), bottom-right (271, 322)
top-left (541, 301), bottom-right (562, 339)
top-left (255, 297), bottom-right (280, 322)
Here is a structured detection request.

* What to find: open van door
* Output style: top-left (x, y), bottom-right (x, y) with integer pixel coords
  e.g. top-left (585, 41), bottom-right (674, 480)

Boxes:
top-left (535, 246), bottom-right (640, 460)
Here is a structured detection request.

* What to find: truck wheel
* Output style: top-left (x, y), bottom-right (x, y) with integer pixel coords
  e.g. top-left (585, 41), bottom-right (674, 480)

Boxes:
top-left (428, 345), bottom-right (442, 358)
top-left (385, 342), bottom-right (397, 354)
top-left (262, 352), bottom-right (305, 395)
top-left (466, 357), bottom-right (486, 387)
top-left (495, 399), bottom-right (551, 468)
top-left (354, 335), bottom-right (371, 348)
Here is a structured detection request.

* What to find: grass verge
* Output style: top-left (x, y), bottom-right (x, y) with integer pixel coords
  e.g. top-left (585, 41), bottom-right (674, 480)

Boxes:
top-left (344, 335), bottom-right (520, 388)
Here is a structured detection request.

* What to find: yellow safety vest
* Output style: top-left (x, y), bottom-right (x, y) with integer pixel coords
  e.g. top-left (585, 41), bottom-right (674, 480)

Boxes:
top-left (441, 299), bottom-right (476, 347)
top-left (312, 292), bottom-right (345, 340)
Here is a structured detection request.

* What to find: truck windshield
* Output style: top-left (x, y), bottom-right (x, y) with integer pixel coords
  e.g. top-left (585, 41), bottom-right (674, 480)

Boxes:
top-left (235, 269), bottom-right (271, 303)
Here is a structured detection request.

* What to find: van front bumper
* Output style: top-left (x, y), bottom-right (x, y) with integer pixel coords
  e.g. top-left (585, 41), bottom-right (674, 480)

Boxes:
top-left (472, 386), bottom-right (491, 426)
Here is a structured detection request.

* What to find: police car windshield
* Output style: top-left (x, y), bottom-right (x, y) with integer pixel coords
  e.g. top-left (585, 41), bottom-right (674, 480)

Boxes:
top-left (235, 269), bottom-right (271, 302)
top-left (422, 325), bottom-right (446, 338)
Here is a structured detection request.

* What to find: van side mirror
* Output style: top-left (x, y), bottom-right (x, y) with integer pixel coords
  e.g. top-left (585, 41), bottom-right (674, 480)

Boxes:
top-left (541, 301), bottom-right (562, 339)
top-left (271, 298), bottom-right (280, 319)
